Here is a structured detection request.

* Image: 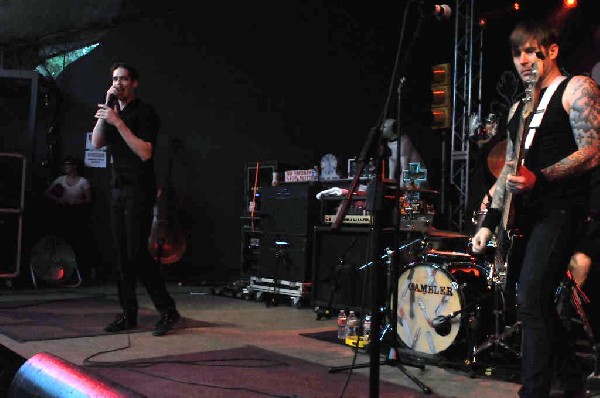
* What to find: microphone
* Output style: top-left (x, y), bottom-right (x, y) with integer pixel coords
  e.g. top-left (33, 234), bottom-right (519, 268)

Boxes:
top-left (431, 314), bottom-right (452, 328)
top-left (433, 4), bottom-right (452, 20)
top-left (431, 310), bottom-right (459, 335)
top-left (105, 94), bottom-right (117, 107)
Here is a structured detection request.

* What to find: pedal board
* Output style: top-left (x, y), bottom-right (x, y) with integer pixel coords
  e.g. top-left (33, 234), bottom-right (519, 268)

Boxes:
top-left (249, 276), bottom-right (312, 307)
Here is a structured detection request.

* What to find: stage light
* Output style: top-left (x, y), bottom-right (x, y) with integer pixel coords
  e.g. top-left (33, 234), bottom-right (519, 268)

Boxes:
top-left (512, 2), bottom-right (521, 11)
top-left (431, 63), bottom-right (451, 130)
top-left (478, 17), bottom-right (487, 27)
top-left (563, 0), bottom-right (577, 8)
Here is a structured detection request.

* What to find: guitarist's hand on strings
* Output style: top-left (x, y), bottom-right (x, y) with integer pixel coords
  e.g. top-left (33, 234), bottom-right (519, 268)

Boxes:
top-left (471, 227), bottom-right (493, 254)
top-left (506, 163), bottom-right (537, 193)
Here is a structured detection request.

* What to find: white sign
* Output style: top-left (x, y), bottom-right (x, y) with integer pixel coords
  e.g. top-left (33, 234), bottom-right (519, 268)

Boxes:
top-left (85, 150), bottom-right (107, 168)
top-left (86, 132), bottom-right (107, 151)
top-left (84, 132), bottom-right (107, 168)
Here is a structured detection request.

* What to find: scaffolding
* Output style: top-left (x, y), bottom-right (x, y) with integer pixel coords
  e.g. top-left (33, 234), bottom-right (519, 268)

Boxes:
top-left (448, 0), bottom-right (483, 232)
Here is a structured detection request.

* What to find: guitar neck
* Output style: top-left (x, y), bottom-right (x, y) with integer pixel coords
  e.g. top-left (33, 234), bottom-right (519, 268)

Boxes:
top-left (501, 191), bottom-right (513, 230)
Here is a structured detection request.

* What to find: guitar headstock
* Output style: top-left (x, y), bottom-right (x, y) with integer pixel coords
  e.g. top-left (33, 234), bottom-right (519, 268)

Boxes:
top-left (522, 61), bottom-right (539, 117)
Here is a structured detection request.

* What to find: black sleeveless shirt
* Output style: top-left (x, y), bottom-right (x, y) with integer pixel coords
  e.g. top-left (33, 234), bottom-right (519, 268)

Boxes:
top-left (507, 76), bottom-right (589, 212)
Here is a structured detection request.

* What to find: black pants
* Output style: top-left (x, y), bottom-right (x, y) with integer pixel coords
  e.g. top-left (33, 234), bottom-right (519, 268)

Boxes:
top-left (515, 208), bottom-right (586, 398)
top-left (110, 186), bottom-right (176, 317)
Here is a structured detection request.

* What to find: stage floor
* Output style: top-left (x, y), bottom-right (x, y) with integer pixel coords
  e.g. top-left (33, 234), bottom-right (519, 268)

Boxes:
top-left (0, 281), bottom-right (597, 397)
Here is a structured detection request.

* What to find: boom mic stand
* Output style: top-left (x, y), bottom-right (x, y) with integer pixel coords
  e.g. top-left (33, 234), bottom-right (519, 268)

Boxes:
top-left (328, 121), bottom-right (430, 396)
top-left (328, 2), bottom-right (439, 396)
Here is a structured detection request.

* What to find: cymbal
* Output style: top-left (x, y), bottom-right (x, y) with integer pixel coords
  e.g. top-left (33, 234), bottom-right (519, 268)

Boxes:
top-left (382, 179), bottom-right (439, 194)
top-left (425, 227), bottom-right (468, 239)
top-left (487, 138), bottom-right (507, 178)
top-left (400, 185), bottom-right (440, 194)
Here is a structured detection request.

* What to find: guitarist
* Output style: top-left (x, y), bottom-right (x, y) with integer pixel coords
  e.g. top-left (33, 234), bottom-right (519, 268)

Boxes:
top-left (471, 20), bottom-right (600, 398)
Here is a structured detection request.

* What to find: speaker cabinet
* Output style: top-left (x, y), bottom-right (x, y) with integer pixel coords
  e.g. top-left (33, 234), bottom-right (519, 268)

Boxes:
top-left (259, 184), bottom-right (320, 236)
top-left (0, 153), bottom-right (25, 209)
top-left (0, 214), bottom-right (22, 276)
top-left (311, 226), bottom-right (393, 312)
top-left (0, 153), bottom-right (26, 278)
top-left (256, 233), bottom-right (311, 282)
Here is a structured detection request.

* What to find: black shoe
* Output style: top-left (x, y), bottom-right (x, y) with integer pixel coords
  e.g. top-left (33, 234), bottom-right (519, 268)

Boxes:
top-left (104, 313), bottom-right (137, 333)
top-left (153, 309), bottom-right (180, 336)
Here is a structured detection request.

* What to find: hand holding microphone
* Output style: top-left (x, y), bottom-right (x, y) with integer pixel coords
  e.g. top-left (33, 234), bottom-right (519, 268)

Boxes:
top-left (106, 93), bottom-right (117, 108)
top-left (94, 87), bottom-right (120, 125)
top-left (105, 86), bottom-right (119, 108)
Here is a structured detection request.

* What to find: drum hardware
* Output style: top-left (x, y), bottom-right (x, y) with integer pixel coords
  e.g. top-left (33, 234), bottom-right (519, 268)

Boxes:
top-left (421, 249), bottom-right (476, 267)
top-left (425, 228), bottom-right (469, 240)
top-left (396, 261), bottom-right (501, 361)
top-left (328, 237), bottom-right (431, 395)
top-left (556, 271), bottom-right (600, 386)
top-left (470, 281), bottom-right (521, 363)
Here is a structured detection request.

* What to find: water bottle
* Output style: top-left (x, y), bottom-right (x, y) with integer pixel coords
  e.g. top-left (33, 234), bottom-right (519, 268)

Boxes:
top-left (337, 310), bottom-right (347, 340)
top-left (311, 166), bottom-right (318, 182)
top-left (362, 313), bottom-right (372, 342)
top-left (345, 311), bottom-right (358, 339)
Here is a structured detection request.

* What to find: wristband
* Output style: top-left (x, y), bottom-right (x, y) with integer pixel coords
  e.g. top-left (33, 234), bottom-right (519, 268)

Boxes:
top-left (481, 208), bottom-right (502, 230)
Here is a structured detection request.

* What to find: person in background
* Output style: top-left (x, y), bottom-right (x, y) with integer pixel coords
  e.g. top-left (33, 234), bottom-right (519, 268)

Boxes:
top-left (45, 155), bottom-right (92, 207)
top-left (92, 61), bottom-right (180, 336)
top-left (470, 20), bottom-right (600, 397)
top-left (44, 155), bottom-right (94, 282)
top-left (382, 118), bottom-right (426, 184)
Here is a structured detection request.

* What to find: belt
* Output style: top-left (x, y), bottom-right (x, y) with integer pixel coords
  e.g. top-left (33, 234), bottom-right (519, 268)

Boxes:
top-left (113, 174), bottom-right (138, 188)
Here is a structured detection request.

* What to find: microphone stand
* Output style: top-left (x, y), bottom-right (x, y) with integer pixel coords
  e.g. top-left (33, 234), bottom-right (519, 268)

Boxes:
top-left (329, 2), bottom-right (437, 396)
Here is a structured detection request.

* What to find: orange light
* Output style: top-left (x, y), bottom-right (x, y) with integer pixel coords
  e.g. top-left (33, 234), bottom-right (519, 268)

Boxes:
top-left (563, 0), bottom-right (577, 8)
top-left (513, 2), bottom-right (520, 11)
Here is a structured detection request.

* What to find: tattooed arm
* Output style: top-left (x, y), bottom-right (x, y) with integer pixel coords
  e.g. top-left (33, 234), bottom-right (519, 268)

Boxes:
top-left (505, 76), bottom-right (599, 194)
top-left (545, 75), bottom-right (600, 179)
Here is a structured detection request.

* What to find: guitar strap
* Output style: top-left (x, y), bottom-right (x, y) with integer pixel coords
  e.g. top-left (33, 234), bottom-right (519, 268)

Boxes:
top-left (524, 75), bottom-right (567, 150)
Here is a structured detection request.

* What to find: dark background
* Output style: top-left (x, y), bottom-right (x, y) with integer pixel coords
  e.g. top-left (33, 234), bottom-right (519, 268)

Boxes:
top-left (0, 0), bottom-right (597, 285)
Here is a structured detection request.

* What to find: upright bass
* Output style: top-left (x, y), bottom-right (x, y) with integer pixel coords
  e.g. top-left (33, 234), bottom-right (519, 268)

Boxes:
top-left (148, 137), bottom-right (187, 264)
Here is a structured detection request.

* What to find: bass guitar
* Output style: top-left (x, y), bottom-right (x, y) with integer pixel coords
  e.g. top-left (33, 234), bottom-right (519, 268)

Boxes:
top-left (148, 137), bottom-right (187, 264)
top-left (494, 61), bottom-right (539, 287)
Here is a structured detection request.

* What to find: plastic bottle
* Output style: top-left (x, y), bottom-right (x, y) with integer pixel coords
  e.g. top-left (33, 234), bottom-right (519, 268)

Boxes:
top-left (345, 310), bottom-right (358, 339)
top-left (337, 310), bottom-right (347, 340)
top-left (311, 166), bottom-right (319, 182)
top-left (362, 313), bottom-right (372, 342)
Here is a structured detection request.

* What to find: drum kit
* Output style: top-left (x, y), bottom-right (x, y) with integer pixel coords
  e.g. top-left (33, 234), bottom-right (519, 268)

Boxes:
top-left (373, 184), bottom-right (521, 366)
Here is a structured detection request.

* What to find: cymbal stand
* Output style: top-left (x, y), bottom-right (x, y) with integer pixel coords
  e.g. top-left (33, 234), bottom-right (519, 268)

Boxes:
top-left (328, 237), bottom-right (432, 395)
top-left (558, 271), bottom-right (600, 387)
top-left (358, 237), bottom-right (425, 343)
top-left (470, 280), bottom-right (521, 363)
top-left (328, 2), bottom-right (433, 395)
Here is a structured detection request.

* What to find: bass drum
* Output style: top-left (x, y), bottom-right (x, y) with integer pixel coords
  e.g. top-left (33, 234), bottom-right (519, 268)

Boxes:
top-left (396, 261), bottom-right (494, 355)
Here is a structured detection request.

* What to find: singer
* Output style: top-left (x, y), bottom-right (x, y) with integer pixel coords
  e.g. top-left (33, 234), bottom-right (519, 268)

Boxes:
top-left (92, 62), bottom-right (180, 336)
